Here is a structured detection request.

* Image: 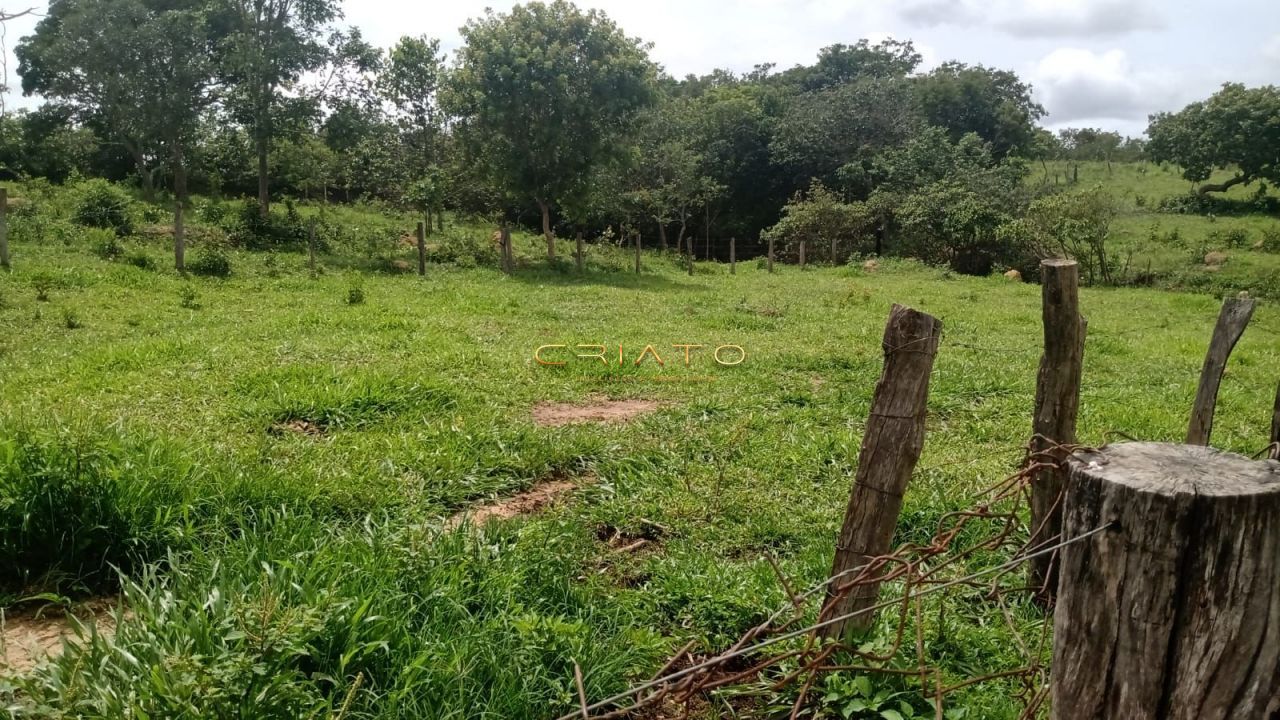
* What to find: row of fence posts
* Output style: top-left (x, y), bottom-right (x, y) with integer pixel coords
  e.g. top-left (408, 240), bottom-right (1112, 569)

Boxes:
top-left (491, 230), bottom-right (797, 277)
top-left (822, 258), bottom-right (1278, 718)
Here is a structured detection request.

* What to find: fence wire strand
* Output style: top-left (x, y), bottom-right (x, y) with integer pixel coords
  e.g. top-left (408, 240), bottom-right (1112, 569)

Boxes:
top-left (557, 441), bottom-right (1113, 720)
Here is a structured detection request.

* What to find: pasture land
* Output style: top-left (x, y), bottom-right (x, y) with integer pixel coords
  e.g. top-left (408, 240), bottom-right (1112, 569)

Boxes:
top-left (0, 182), bottom-right (1278, 718)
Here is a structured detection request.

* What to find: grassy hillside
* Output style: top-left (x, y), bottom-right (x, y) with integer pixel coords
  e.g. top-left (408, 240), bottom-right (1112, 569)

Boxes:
top-left (1035, 161), bottom-right (1280, 298)
top-left (1, 178), bottom-right (1277, 717)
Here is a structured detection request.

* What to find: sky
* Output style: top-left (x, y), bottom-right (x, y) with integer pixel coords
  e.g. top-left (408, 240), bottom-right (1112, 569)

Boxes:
top-left (3, 0), bottom-right (1280, 137)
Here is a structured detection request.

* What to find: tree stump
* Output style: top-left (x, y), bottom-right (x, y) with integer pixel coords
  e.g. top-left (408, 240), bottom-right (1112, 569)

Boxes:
top-left (1051, 442), bottom-right (1280, 720)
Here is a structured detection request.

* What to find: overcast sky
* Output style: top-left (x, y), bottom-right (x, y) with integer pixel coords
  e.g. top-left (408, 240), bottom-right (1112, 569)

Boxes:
top-left (4, 0), bottom-right (1280, 136)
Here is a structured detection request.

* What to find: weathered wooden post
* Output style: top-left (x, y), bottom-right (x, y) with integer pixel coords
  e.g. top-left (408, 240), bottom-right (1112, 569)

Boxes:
top-left (819, 304), bottom-right (942, 638)
top-left (768, 236), bottom-right (774, 274)
top-left (174, 200), bottom-right (185, 273)
top-left (799, 240), bottom-right (806, 269)
top-left (1029, 259), bottom-right (1086, 604)
top-left (416, 221), bottom-right (426, 276)
top-left (500, 226), bottom-right (513, 274)
top-left (1187, 296), bottom-right (1255, 445)
top-left (1270, 381), bottom-right (1280, 460)
top-left (1052, 442), bottom-right (1280, 720)
top-left (729, 237), bottom-right (736, 275)
top-left (830, 237), bottom-right (837, 265)
top-left (634, 231), bottom-right (641, 274)
top-left (576, 231), bottom-right (585, 273)
top-left (0, 187), bottom-right (9, 271)
top-left (307, 219), bottom-right (317, 275)
top-left (686, 234), bottom-right (693, 276)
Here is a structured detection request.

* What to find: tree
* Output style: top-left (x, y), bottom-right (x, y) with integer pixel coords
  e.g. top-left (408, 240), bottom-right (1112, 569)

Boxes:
top-left (913, 62), bottom-right (1044, 159)
top-left (761, 181), bottom-right (874, 262)
top-left (380, 35), bottom-right (445, 175)
top-left (1147, 83), bottom-right (1280, 195)
top-left (448, 0), bottom-right (657, 260)
top-left (776, 39), bottom-right (920, 91)
top-left (17, 0), bottom-right (220, 205)
top-left (218, 0), bottom-right (341, 217)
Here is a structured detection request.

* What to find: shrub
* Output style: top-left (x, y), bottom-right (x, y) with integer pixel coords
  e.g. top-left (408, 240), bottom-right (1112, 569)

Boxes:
top-left (1260, 225), bottom-right (1280, 253)
top-left (345, 281), bottom-right (365, 305)
top-left (89, 227), bottom-right (124, 261)
top-left (125, 250), bottom-right (156, 270)
top-left (1207, 227), bottom-right (1250, 249)
top-left (62, 308), bottom-right (82, 329)
top-left (32, 273), bottom-right (53, 301)
top-left (178, 284), bottom-right (199, 309)
top-left (140, 203), bottom-right (167, 224)
top-left (188, 245), bottom-right (232, 277)
top-left (73, 179), bottom-right (135, 236)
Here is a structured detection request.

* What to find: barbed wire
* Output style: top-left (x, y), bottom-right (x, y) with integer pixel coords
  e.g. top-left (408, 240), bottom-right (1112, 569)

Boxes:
top-left (557, 440), bottom-right (1112, 720)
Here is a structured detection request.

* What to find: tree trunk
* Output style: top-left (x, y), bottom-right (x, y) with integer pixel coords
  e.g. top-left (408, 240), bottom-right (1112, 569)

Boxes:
top-left (1052, 442), bottom-right (1280, 720)
top-left (686, 231), bottom-right (693, 276)
top-left (657, 220), bottom-right (668, 250)
top-left (437, 209), bottom-right (444, 233)
top-left (538, 199), bottom-right (555, 260)
top-left (819, 304), bottom-right (942, 638)
top-left (634, 230), bottom-right (641, 274)
top-left (729, 237), bottom-right (735, 275)
top-left (1186, 297), bottom-right (1256, 445)
top-left (416, 221), bottom-right (426, 276)
top-left (257, 132), bottom-right (270, 218)
top-left (1028, 259), bottom-right (1086, 604)
top-left (0, 188), bottom-right (9, 271)
top-left (1197, 174), bottom-right (1249, 195)
top-left (173, 201), bottom-right (185, 273)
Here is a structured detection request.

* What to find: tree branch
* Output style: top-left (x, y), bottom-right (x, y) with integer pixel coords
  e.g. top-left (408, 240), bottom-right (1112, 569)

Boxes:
top-left (1196, 173), bottom-right (1249, 195)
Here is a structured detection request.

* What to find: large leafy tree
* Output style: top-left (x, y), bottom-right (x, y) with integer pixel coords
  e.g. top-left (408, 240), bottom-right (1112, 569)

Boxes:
top-left (216, 0), bottom-right (340, 216)
top-left (1147, 83), bottom-right (1280, 195)
top-left (913, 62), bottom-right (1044, 160)
top-left (380, 35), bottom-right (445, 175)
top-left (17, 0), bottom-right (221, 201)
top-left (448, 0), bottom-right (657, 260)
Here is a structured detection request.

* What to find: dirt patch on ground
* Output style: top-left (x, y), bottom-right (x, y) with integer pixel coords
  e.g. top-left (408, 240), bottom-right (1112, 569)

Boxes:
top-left (2, 600), bottom-right (119, 676)
top-left (269, 419), bottom-right (326, 437)
top-left (532, 397), bottom-right (661, 427)
top-left (446, 473), bottom-right (593, 529)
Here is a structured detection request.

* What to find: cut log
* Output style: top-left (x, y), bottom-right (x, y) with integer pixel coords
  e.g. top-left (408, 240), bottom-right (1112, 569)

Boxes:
top-left (1187, 297), bottom-right (1255, 445)
top-left (1051, 442), bottom-right (1280, 720)
top-left (820, 304), bottom-right (942, 638)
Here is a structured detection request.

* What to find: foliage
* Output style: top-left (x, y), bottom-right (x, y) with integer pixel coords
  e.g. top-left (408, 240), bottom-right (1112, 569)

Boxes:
top-left (1005, 187), bottom-right (1121, 284)
top-left (72, 180), bottom-right (136, 236)
top-left (1147, 83), bottom-right (1280, 195)
top-left (449, 0), bottom-right (657, 242)
top-left (188, 245), bottom-right (233, 277)
top-left (762, 181), bottom-right (874, 261)
top-left (912, 62), bottom-right (1044, 159)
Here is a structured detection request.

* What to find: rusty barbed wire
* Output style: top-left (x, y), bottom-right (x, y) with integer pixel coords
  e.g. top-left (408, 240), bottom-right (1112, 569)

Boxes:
top-left (557, 438), bottom-right (1112, 720)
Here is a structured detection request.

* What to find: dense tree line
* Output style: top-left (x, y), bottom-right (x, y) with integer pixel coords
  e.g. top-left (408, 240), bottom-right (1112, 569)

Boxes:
top-left (1, 0), bottom-right (1272, 276)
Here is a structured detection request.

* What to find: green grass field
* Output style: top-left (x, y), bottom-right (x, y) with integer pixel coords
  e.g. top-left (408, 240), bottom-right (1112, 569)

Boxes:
top-left (1, 177), bottom-right (1278, 718)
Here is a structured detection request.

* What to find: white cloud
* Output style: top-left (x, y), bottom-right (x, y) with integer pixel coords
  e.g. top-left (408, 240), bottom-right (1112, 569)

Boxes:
top-left (1030, 48), bottom-right (1182, 125)
top-left (1264, 34), bottom-right (1280, 63)
top-left (898, 0), bottom-right (1164, 38)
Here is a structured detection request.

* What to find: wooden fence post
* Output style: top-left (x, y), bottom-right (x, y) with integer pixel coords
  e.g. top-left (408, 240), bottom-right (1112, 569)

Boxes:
top-left (1186, 296), bottom-right (1255, 445)
top-left (768, 236), bottom-right (774, 274)
top-left (819, 304), bottom-right (942, 639)
top-left (799, 240), bottom-right (806, 269)
top-left (500, 226), bottom-right (513, 274)
top-left (830, 237), bottom-right (837, 265)
top-left (576, 231), bottom-right (585, 273)
top-left (307, 219), bottom-right (317, 275)
top-left (729, 237), bottom-right (736, 275)
top-left (416, 221), bottom-right (426, 276)
top-left (1029, 259), bottom-right (1086, 604)
top-left (1051, 442), bottom-right (1280, 720)
top-left (174, 201), bottom-right (185, 273)
top-left (1270, 381), bottom-right (1279, 460)
top-left (0, 187), bottom-right (9, 271)
top-left (634, 231), bottom-right (641, 274)
top-left (687, 234), bottom-right (693, 276)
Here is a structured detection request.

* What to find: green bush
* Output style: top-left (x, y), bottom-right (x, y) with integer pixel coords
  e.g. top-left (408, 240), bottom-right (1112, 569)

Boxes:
top-left (88, 227), bottom-right (125, 260)
top-left (188, 245), bottom-right (232, 277)
top-left (72, 179), bottom-right (136, 236)
top-left (125, 250), bottom-right (156, 270)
